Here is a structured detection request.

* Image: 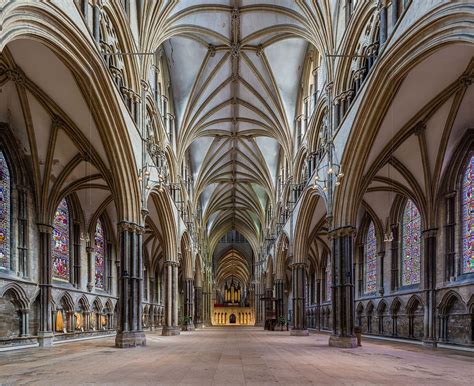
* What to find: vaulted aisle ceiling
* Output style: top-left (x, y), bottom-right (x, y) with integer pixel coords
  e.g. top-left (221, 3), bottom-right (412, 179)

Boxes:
top-left (162, 0), bottom-right (309, 245)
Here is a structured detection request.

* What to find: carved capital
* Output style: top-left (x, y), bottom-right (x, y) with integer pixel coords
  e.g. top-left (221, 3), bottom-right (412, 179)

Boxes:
top-left (328, 225), bottom-right (356, 239)
top-left (325, 82), bottom-right (334, 93)
top-left (422, 228), bottom-right (438, 239)
top-left (37, 223), bottom-right (53, 234)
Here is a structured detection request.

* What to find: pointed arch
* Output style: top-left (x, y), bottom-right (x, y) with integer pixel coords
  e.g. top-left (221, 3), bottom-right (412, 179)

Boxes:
top-left (51, 197), bottom-right (71, 283)
top-left (400, 199), bottom-right (422, 286)
top-left (0, 149), bottom-right (11, 270)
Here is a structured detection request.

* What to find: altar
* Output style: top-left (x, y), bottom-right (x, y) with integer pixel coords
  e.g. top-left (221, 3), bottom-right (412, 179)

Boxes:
top-left (211, 306), bottom-right (255, 326)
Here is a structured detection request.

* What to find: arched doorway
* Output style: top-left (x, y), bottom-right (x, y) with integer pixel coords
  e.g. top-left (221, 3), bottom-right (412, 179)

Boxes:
top-left (229, 314), bottom-right (236, 324)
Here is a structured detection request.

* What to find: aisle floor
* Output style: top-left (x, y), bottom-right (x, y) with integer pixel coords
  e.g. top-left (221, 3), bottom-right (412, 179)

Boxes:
top-left (0, 327), bottom-right (473, 385)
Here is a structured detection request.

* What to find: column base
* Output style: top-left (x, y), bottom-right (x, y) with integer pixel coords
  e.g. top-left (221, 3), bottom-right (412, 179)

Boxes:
top-left (182, 323), bottom-right (195, 331)
top-left (290, 328), bottom-right (309, 336)
top-left (115, 331), bottom-right (146, 348)
top-left (329, 334), bottom-right (358, 348)
top-left (162, 326), bottom-right (181, 336)
top-left (38, 332), bottom-right (54, 347)
top-left (422, 339), bottom-right (437, 348)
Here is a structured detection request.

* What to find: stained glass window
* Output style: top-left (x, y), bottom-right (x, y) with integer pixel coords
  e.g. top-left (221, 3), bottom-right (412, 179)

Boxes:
top-left (365, 221), bottom-right (377, 293)
top-left (95, 219), bottom-right (105, 289)
top-left (52, 198), bottom-right (70, 282)
top-left (462, 155), bottom-right (474, 274)
top-left (326, 260), bottom-right (332, 302)
top-left (401, 199), bottom-right (421, 286)
top-left (0, 151), bottom-right (10, 270)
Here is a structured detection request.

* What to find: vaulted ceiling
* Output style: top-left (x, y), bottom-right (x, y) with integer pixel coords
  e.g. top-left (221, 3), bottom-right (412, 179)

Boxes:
top-left (162, 0), bottom-right (309, 247)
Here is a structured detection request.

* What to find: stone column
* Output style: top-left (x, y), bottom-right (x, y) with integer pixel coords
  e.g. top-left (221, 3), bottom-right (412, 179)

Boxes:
top-left (290, 262), bottom-right (309, 336)
top-left (20, 309), bottom-right (29, 337)
top-left (92, 5), bottom-right (100, 43)
top-left (316, 279), bottom-right (321, 330)
top-left (83, 311), bottom-right (90, 331)
top-left (194, 285), bottom-right (203, 328)
top-left (162, 261), bottom-right (180, 335)
top-left (184, 278), bottom-right (195, 331)
top-left (392, 0), bottom-right (399, 26)
top-left (108, 312), bottom-right (113, 330)
top-left (67, 310), bottom-right (75, 333)
top-left (87, 246), bottom-right (95, 292)
top-left (17, 187), bottom-right (28, 278)
top-left (38, 224), bottom-right (54, 347)
top-left (115, 222), bottom-right (146, 348)
top-left (379, 1), bottom-right (388, 45)
top-left (423, 228), bottom-right (438, 347)
top-left (275, 279), bottom-right (284, 322)
top-left (329, 226), bottom-right (357, 348)
top-left (264, 286), bottom-right (273, 330)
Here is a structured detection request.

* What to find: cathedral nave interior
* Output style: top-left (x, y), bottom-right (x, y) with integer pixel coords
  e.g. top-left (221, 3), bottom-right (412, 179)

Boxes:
top-left (0, 0), bottom-right (473, 384)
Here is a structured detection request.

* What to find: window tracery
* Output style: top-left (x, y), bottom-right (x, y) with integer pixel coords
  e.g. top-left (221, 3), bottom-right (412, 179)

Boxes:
top-left (401, 199), bottom-right (421, 286)
top-left (0, 150), bottom-right (10, 270)
top-left (462, 155), bottom-right (474, 274)
top-left (365, 221), bottom-right (377, 293)
top-left (52, 198), bottom-right (70, 282)
top-left (95, 219), bottom-right (106, 289)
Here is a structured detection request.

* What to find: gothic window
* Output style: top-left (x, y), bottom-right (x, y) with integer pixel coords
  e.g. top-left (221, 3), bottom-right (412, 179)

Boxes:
top-left (95, 218), bottom-right (106, 289)
top-left (0, 150), bottom-right (10, 270)
top-left (401, 199), bottom-right (421, 286)
top-left (52, 198), bottom-right (70, 282)
top-left (365, 221), bottom-right (377, 293)
top-left (462, 155), bottom-right (474, 274)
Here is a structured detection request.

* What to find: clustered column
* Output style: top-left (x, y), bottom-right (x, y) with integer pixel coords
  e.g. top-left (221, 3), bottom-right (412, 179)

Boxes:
top-left (184, 278), bottom-right (195, 331)
top-left (115, 222), bottom-right (146, 348)
top-left (275, 279), bottom-right (284, 322)
top-left (194, 280), bottom-right (203, 329)
top-left (38, 224), bottom-right (53, 347)
top-left (264, 285), bottom-right (273, 330)
top-left (423, 228), bottom-right (438, 347)
top-left (290, 262), bottom-right (308, 336)
top-left (329, 226), bottom-right (357, 348)
top-left (162, 261), bottom-right (180, 335)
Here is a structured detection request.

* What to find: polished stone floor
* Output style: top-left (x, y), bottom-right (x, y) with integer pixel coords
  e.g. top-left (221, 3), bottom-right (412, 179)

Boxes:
top-left (0, 327), bottom-right (473, 385)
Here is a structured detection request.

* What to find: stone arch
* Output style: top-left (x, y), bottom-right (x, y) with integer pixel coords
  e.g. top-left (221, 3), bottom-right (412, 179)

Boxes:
top-left (0, 283), bottom-right (29, 310)
top-left (275, 232), bottom-right (290, 281)
top-left (180, 231), bottom-right (193, 280)
top-left (78, 295), bottom-right (91, 313)
top-left (58, 292), bottom-right (75, 312)
top-left (390, 297), bottom-right (402, 315)
top-left (334, 0), bottom-right (380, 97)
top-left (293, 188), bottom-right (328, 264)
top-left (405, 295), bottom-right (424, 339)
top-left (438, 290), bottom-right (469, 344)
top-left (366, 301), bottom-right (374, 334)
top-left (333, 6), bottom-right (474, 228)
top-left (376, 300), bottom-right (388, 335)
top-left (293, 146), bottom-right (308, 185)
top-left (1, 3), bottom-right (143, 224)
top-left (147, 189), bottom-right (178, 262)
